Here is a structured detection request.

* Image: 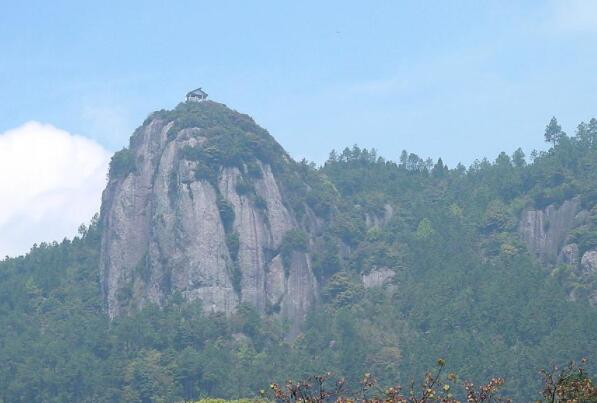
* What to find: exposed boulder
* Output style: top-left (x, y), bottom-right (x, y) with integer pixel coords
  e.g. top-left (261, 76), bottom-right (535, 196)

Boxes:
top-left (558, 243), bottom-right (580, 266)
top-left (362, 267), bottom-right (395, 289)
top-left (580, 250), bottom-right (597, 277)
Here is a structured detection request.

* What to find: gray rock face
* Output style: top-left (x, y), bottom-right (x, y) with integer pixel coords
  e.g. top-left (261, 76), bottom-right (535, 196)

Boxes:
top-left (99, 115), bottom-right (317, 329)
top-left (364, 204), bottom-right (394, 229)
top-left (558, 243), bottom-right (580, 266)
top-left (519, 200), bottom-right (597, 307)
top-left (580, 250), bottom-right (597, 276)
top-left (361, 267), bottom-right (395, 289)
top-left (519, 199), bottom-right (581, 264)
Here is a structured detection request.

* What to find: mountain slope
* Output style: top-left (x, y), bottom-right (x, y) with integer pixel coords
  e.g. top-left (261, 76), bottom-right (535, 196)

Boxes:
top-left (0, 104), bottom-right (596, 401)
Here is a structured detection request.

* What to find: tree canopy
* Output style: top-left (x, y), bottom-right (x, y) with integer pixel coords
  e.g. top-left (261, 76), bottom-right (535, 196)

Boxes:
top-left (1, 115), bottom-right (596, 402)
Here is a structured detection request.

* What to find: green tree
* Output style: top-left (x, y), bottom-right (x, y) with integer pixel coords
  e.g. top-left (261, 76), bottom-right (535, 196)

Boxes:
top-left (415, 217), bottom-right (435, 240)
top-left (512, 147), bottom-right (526, 168)
top-left (123, 350), bottom-right (176, 403)
top-left (544, 116), bottom-right (566, 146)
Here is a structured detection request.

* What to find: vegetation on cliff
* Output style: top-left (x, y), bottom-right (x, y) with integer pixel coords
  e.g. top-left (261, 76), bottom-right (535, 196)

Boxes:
top-left (0, 106), bottom-right (596, 401)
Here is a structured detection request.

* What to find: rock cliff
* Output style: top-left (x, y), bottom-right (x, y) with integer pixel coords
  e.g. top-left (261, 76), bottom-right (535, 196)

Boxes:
top-left (519, 198), bottom-right (597, 306)
top-left (99, 101), bottom-right (318, 330)
top-left (519, 198), bottom-right (581, 265)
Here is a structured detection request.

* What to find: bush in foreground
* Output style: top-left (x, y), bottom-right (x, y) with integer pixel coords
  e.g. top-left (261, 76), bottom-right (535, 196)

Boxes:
top-left (267, 360), bottom-right (596, 402)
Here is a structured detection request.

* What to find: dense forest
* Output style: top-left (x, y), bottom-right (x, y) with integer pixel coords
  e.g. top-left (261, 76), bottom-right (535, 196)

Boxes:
top-left (1, 109), bottom-right (596, 402)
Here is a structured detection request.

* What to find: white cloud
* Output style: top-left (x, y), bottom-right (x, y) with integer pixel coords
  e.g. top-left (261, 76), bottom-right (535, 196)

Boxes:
top-left (0, 122), bottom-right (111, 258)
top-left (551, 0), bottom-right (597, 33)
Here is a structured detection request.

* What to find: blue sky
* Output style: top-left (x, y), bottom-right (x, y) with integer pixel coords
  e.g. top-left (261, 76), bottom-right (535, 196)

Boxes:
top-left (1, 1), bottom-right (597, 256)
top-left (2, 1), bottom-right (597, 164)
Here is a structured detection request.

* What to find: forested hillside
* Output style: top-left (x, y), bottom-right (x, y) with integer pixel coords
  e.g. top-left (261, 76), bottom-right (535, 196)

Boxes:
top-left (0, 108), bottom-right (596, 402)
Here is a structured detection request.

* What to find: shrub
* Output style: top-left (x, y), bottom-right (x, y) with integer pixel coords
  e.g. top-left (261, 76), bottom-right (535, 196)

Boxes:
top-left (109, 148), bottom-right (136, 179)
top-left (254, 195), bottom-right (268, 210)
top-left (235, 179), bottom-right (254, 196)
top-left (246, 161), bottom-right (263, 178)
top-left (226, 232), bottom-right (240, 261)
top-left (280, 229), bottom-right (308, 270)
top-left (322, 272), bottom-right (363, 307)
top-left (217, 198), bottom-right (235, 233)
top-left (168, 171), bottom-right (179, 204)
top-left (229, 261), bottom-right (242, 295)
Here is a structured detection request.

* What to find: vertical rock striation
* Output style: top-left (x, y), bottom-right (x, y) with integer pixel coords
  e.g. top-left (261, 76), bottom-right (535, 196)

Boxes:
top-left (519, 198), bottom-right (597, 307)
top-left (519, 198), bottom-right (581, 265)
top-left (99, 102), bottom-right (318, 330)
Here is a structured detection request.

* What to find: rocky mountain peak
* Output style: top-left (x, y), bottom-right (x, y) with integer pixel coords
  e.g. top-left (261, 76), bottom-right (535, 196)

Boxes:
top-left (99, 101), bottom-right (320, 333)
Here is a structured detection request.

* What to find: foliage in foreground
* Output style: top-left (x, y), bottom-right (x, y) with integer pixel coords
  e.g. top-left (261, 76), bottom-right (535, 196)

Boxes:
top-left (269, 360), bottom-right (597, 402)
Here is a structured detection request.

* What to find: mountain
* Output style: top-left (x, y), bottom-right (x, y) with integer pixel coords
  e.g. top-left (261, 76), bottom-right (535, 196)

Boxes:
top-left (0, 102), bottom-right (596, 402)
top-left (100, 101), bottom-right (321, 333)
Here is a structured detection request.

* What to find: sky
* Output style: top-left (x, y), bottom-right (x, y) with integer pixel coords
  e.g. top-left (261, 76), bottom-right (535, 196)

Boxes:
top-left (1, 0), bottom-right (597, 257)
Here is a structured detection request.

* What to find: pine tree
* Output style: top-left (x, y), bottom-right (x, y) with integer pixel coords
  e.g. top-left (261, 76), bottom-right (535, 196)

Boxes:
top-left (544, 116), bottom-right (566, 147)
